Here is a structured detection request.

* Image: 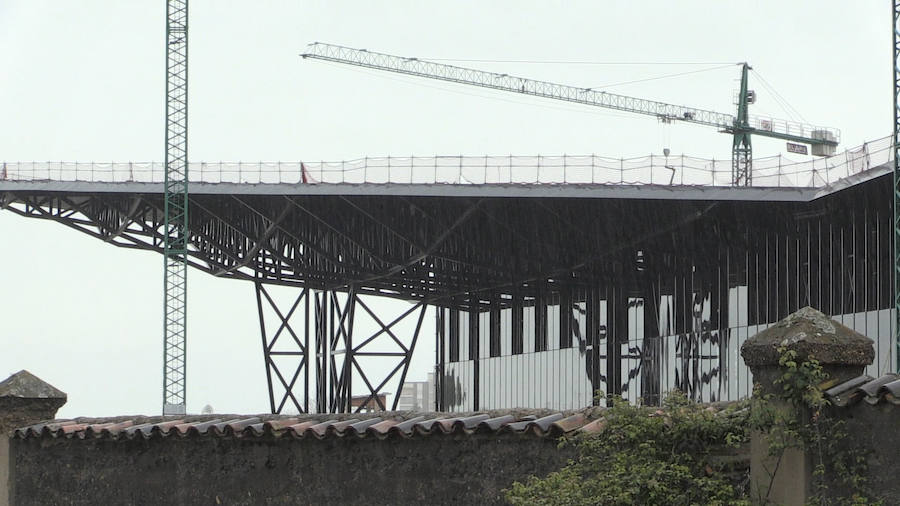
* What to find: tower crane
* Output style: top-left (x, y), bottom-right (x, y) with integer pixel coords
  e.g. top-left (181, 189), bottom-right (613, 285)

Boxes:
top-left (302, 43), bottom-right (840, 186)
top-left (163, 0), bottom-right (189, 416)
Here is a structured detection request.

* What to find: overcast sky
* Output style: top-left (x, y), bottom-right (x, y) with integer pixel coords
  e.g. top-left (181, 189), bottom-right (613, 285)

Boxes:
top-left (0, 1), bottom-right (890, 417)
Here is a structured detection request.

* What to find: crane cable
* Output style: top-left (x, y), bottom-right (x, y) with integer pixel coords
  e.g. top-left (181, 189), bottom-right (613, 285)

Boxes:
top-left (423, 57), bottom-right (736, 66)
top-left (750, 69), bottom-right (809, 123)
top-left (591, 63), bottom-right (736, 90)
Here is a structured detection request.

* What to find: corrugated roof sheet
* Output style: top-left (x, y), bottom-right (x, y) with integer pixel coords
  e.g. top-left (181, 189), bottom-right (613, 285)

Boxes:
top-left (13, 410), bottom-right (611, 441)
top-left (824, 373), bottom-right (900, 407)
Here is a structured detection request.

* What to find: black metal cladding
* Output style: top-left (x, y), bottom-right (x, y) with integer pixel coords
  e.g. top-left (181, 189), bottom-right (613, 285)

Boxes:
top-left (437, 174), bottom-right (895, 410)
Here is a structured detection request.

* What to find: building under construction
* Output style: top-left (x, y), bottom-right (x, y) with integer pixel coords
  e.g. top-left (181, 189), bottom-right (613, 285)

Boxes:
top-left (2, 16), bottom-right (897, 413)
top-left (435, 146), bottom-right (896, 411)
top-left (1, 135), bottom-right (894, 413)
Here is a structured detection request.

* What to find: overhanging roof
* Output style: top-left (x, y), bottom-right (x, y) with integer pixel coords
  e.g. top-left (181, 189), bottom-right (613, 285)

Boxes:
top-left (0, 162), bottom-right (889, 202)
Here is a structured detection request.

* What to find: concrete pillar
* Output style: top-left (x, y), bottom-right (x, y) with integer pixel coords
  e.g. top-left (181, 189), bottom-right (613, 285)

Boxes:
top-left (0, 370), bottom-right (67, 506)
top-left (740, 306), bottom-right (874, 505)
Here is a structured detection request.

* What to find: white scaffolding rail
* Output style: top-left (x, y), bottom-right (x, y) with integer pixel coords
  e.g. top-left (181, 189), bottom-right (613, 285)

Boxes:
top-left (1, 135), bottom-right (891, 188)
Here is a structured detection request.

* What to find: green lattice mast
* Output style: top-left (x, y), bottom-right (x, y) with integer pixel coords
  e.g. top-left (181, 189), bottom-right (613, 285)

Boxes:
top-left (163, 0), bottom-right (188, 415)
top-left (731, 63), bottom-right (753, 186)
top-left (893, 1), bottom-right (900, 373)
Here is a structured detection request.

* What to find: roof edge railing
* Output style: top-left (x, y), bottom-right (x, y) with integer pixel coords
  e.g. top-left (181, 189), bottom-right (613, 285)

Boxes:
top-left (0, 135), bottom-right (892, 188)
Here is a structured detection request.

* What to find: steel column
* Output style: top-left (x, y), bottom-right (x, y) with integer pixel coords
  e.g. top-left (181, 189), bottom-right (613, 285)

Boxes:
top-left (255, 282), bottom-right (310, 413)
top-left (315, 291), bottom-right (329, 413)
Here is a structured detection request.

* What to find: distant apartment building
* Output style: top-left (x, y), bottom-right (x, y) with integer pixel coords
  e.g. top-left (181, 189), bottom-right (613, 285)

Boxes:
top-left (397, 373), bottom-right (434, 411)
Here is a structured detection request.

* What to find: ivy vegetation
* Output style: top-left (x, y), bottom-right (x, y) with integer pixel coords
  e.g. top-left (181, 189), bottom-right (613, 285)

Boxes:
top-left (505, 346), bottom-right (880, 505)
top-left (506, 393), bottom-right (751, 505)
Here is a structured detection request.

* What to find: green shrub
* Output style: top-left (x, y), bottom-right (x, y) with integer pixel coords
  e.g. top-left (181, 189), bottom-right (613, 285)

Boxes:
top-left (505, 393), bottom-right (751, 506)
top-left (506, 346), bottom-right (882, 505)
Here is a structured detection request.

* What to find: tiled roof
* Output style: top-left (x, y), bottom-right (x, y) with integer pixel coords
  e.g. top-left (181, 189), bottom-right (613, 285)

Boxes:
top-left (13, 410), bottom-right (610, 441)
top-left (824, 373), bottom-right (900, 407)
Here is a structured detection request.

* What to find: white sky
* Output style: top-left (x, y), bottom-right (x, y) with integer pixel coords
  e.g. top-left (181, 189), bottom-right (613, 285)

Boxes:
top-left (0, 1), bottom-right (891, 417)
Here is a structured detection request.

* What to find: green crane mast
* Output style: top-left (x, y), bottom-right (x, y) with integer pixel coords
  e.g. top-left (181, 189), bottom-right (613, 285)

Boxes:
top-left (732, 63), bottom-right (753, 186)
top-left (163, 0), bottom-right (189, 416)
top-left (301, 43), bottom-right (840, 186)
top-left (893, 0), bottom-right (900, 373)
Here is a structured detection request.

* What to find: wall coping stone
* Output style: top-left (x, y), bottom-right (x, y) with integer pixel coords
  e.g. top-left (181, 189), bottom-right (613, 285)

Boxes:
top-left (740, 306), bottom-right (874, 368)
top-left (0, 371), bottom-right (66, 400)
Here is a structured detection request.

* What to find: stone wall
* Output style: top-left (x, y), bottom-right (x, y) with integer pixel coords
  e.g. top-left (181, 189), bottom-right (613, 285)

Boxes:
top-left (0, 436), bottom-right (8, 506)
top-left (0, 371), bottom-right (66, 506)
top-left (826, 402), bottom-right (900, 502)
top-left (0, 398), bottom-right (67, 436)
top-left (11, 433), bottom-right (571, 506)
top-left (1, 398), bottom-right (70, 506)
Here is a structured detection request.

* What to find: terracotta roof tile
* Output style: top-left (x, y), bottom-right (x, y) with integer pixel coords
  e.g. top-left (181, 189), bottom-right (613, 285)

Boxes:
top-left (346, 417), bottom-right (383, 436)
top-left (452, 414), bottom-right (489, 432)
top-left (326, 419), bottom-right (361, 437)
top-left (366, 418), bottom-right (400, 436)
top-left (394, 416), bottom-right (429, 437)
top-left (96, 421), bottom-right (134, 437)
top-left (286, 420), bottom-right (320, 437)
top-left (60, 423), bottom-right (88, 435)
top-left (11, 406), bottom-right (730, 442)
top-left (476, 415), bottom-right (514, 433)
top-left (307, 419), bottom-right (340, 438)
top-left (262, 418), bottom-right (300, 432)
top-left (579, 418), bottom-right (607, 434)
top-left (549, 414), bottom-right (587, 436)
top-left (824, 374), bottom-right (900, 407)
top-left (882, 378), bottom-right (900, 398)
top-left (507, 413), bottom-right (564, 435)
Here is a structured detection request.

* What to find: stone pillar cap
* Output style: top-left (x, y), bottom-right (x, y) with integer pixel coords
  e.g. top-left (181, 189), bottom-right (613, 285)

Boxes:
top-left (0, 370), bottom-right (67, 400)
top-left (741, 306), bottom-right (874, 367)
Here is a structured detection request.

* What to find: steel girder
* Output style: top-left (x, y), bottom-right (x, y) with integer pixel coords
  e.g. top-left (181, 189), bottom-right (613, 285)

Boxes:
top-left (1, 180), bottom-right (891, 309)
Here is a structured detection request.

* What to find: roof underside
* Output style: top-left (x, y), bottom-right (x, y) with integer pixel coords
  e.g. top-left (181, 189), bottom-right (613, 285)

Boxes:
top-left (0, 167), bottom-right (890, 304)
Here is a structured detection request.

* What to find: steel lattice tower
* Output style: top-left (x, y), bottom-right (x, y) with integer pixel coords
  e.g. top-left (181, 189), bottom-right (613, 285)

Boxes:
top-left (894, 0), bottom-right (900, 373)
top-left (893, 0), bottom-right (900, 373)
top-left (163, 0), bottom-right (188, 415)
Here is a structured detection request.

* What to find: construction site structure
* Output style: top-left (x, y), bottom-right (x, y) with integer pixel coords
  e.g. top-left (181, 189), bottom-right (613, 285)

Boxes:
top-left (301, 43), bottom-right (840, 186)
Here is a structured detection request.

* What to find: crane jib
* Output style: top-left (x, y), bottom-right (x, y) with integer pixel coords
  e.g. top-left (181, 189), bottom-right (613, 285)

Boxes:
top-left (302, 42), bottom-right (840, 151)
top-left (302, 42), bottom-right (841, 185)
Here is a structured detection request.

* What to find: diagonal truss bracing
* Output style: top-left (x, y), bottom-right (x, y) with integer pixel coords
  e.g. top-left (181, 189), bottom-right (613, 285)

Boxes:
top-left (163, 0), bottom-right (189, 415)
top-left (319, 289), bottom-right (428, 413)
top-left (253, 285), bottom-right (427, 414)
top-left (256, 282), bottom-right (310, 413)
